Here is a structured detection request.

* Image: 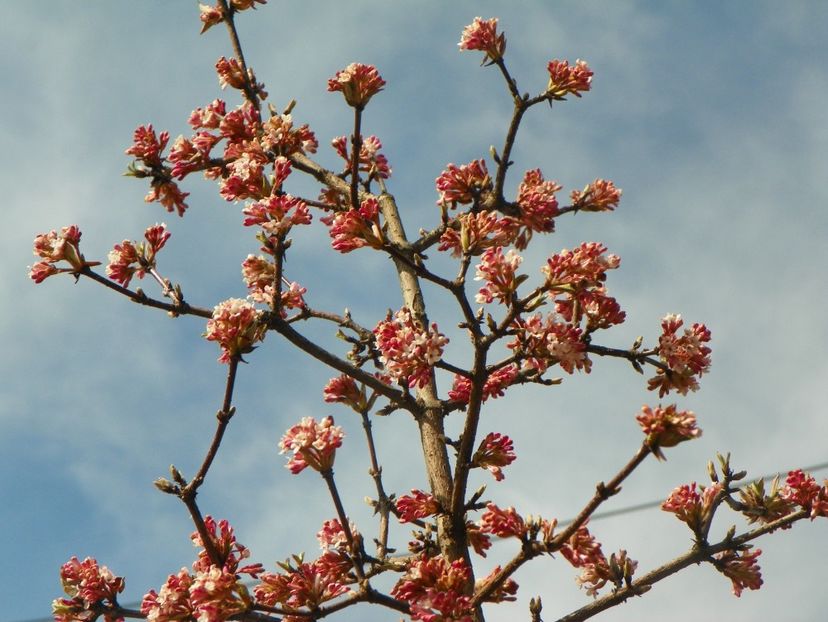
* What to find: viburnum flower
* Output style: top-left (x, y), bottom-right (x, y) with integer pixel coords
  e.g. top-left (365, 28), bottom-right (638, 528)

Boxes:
top-left (126, 124), bottom-right (169, 167)
top-left (242, 193), bottom-right (311, 239)
top-left (141, 568), bottom-right (194, 622)
top-left (471, 432), bottom-right (516, 481)
top-left (475, 246), bottom-right (524, 305)
top-left (438, 210), bottom-right (520, 257)
top-left (648, 314), bottom-right (712, 396)
top-left (396, 489), bottom-right (440, 523)
top-left (391, 555), bottom-right (474, 622)
top-left (327, 63), bottom-right (385, 109)
top-left (448, 364), bottom-right (519, 405)
top-left (435, 159), bottom-right (492, 208)
top-left (543, 242), bottom-right (620, 292)
top-left (279, 416), bottom-right (344, 474)
top-left (475, 566), bottom-right (519, 603)
top-left (781, 469), bottom-right (828, 519)
top-left (576, 550), bottom-right (638, 598)
top-left (322, 374), bottom-right (366, 411)
top-left (215, 56), bottom-right (267, 99)
top-left (515, 168), bottom-right (561, 235)
top-left (321, 197), bottom-right (384, 253)
top-left (570, 179), bottom-right (622, 212)
top-left (260, 113), bottom-right (318, 156)
top-left (467, 521), bottom-right (492, 558)
top-left (458, 17), bottom-right (506, 63)
top-left (106, 223), bottom-right (171, 288)
top-left (636, 404), bottom-right (702, 460)
top-left (145, 179), bottom-right (190, 217)
top-left (56, 557), bottom-right (125, 610)
top-left (190, 516), bottom-right (263, 577)
top-left (546, 59), bottom-right (593, 99)
top-left (661, 481), bottom-right (723, 533)
top-left (204, 298), bottom-right (266, 363)
top-left (480, 503), bottom-right (526, 539)
top-left (30, 225), bottom-right (100, 283)
top-left (189, 99), bottom-right (227, 130)
top-left (560, 523), bottom-right (604, 569)
top-left (231, 0), bottom-right (267, 11)
top-left (198, 4), bottom-right (224, 34)
top-left (254, 552), bottom-right (352, 612)
top-left (188, 565), bottom-right (250, 621)
top-left (317, 518), bottom-right (360, 553)
top-left (331, 134), bottom-right (392, 180)
top-left (373, 307), bottom-right (448, 388)
top-left (738, 476), bottom-right (795, 526)
top-left (555, 287), bottom-right (626, 332)
top-left (509, 314), bottom-right (590, 375)
top-left (714, 548), bottom-right (763, 597)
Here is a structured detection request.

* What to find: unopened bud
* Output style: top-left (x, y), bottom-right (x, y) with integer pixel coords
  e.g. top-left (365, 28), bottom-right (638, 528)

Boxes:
top-left (170, 464), bottom-right (186, 485)
top-left (154, 477), bottom-right (179, 495)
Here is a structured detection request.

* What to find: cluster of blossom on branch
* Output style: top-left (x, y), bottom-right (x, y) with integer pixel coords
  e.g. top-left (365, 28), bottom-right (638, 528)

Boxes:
top-left (32, 4), bottom-right (828, 622)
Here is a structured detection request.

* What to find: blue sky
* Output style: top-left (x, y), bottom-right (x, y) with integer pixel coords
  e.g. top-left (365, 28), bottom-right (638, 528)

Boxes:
top-left (3, 2), bottom-right (828, 621)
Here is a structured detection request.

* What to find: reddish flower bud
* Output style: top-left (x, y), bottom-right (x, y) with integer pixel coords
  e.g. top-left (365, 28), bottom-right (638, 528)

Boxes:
top-left (636, 404), bottom-right (701, 460)
top-left (546, 59), bottom-right (593, 100)
top-left (396, 490), bottom-right (440, 523)
top-left (204, 298), bottom-right (266, 363)
top-left (279, 416), bottom-right (344, 474)
top-left (458, 17), bottom-right (506, 63)
top-left (327, 63), bottom-right (385, 109)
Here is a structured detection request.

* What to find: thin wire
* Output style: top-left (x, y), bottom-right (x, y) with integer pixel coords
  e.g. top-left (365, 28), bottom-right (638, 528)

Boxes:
top-left (18, 460), bottom-right (828, 622)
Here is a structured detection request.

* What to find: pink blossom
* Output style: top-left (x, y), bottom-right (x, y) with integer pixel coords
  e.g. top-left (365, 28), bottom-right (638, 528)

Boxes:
top-left (467, 521), bottom-right (492, 558)
top-left (435, 159), bottom-right (492, 208)
top-left (321, 197), bottom-right (384, 253)
top-left (198, 4), bottom-right (224, 34)
top-left (648, 314), bottom-right (712, 396)
top-left (106, 223), bottom-right (170, 288)
top-left (58, 557), bottom-right (125, 606)
top-left (260, 113), bottom-right (318, 156)
top-left (188, 565), bottom-right (248, 622)
top-left (472, 432), bottom-right (516, 481)
top-left (474, 566), bottom-right (518, 603)
top-left (555, 288), bottom-right (626, 331)
top-left (189, 99), bottom-right (227, 130)
top-left (145, 180), bottom-right (190, 216)
top-left (448, 365), bottom-right (518, 405)
top-left (230, 0), bottom-right (267, 10)
top-left (331, 134), bottom-right (392, 180)
top-left (480, 503), bottom-right (526, 539)
top-left (515, 168), bottom-right (560, 234)
top-left (373, 307), bottom-right (448, 388)
top-left (254, 552), bottom-right (352, 610)
top-left (327, 63), bottom-right (385, 108)
top-left (576, 550), bottom-right (637, 598)
top-left (509, 314), bottom-right (590, 375)
top-left (475, 246), bottom-right (523, 305)
top-left (661, 481), bottom-right (722, 532)
top-left (458, 17), bottom-right (506, 63)
top-left (636, 404), bottom-right (702, 460)
top-left (279, 416), bottom-right (344, 474)
top-left (215, 55), bottom-right (266, 99)
top-left (781, 469), bottom-right (828, 519)
top-left (141, 568), bottom-right (194, 622)
top-left (396, 490), bottom-right (441, 523)
top-left (546, 59), bottom-right (593, 99)
top-left (543, 242), bottom-right (620, 292)
top-left (29, 225), bottom-right (98, 282)
top-left (570, 179), bottom-right (622, 212)
top-left (220, 143), bottom-right (268, 201)
top-left (715, 548), bottom-right (763, 597)
top-left (438, 210), bottom-right (519, 257)
top-left (322, 375), bottom-right (366, 411)
top-left (242, 193), bottom-right (311, 238)
top-left (126, 124), bottom-right (169, 167)
top-left (317, 518), bottom-right (360, 552)
top-left (391, 556), bottom-right (474, 622)
top-left (218, 103), bottom-right (260, 143)
top-left (204, 298), bottom-right (266, 363)
top-left (191, 516), bottom-right (262, 577)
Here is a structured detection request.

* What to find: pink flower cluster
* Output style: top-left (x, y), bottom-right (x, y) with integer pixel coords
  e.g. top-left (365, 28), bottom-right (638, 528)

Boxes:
top-left (435, 159), bottom-right (492, 208)
top-left (204, 298), bottom-right (266, 363)
top-left (322, 374), bottom-right (366, 411)
top-left (661, 481), bottom-right (722, 533)
top-left (391, 555), bottom-right (474, 622)
top-left (373, 308), bottom-right (448, 388)
top-left (331, 134), bottom-right (392, 181)
top-left (509, 314), bottom-right (590, 375)
top-left (781, 469), bottom-right (828, 519)
top-left (648, 314), bottom-right (712, 396)
top-left (126, 124), bottom-right (190, 215)
top-left (559, 524), bottom-right (636, 597)
top-left (475, 246), bottom-right (524, 305)
top-left (714, 548), bottom-right (763, 597)
top-left (396, 489), bottom-right (441, 523)
top-left (52, 557), bottom-right (125, 622)
top-left (480, 503), bottom-right (526, 539)
top-left (260, 112), bottom-right (318, 157)
top-left (546, 59), bottom-right (593, 100)
top-left (514, 168), bottom-right (561, 238)
top-left (570, 179), bottom-right (622, 212)
top-left (321, 197), bottom-right (385, 253)
top-left (106, 223), bottom-right (171, 287)
top-left (458, 17), bottom-right (506, 63)
top-left (241, 255), bottom-right (306, 315)
top-left (327, 63), bottom-right (385, 109)
top-left (636, 404), bottom-right (701, 460)
top-left (198, 1), bottom-right (266, 34)
top-left (471, 432), bottom-right (516, 481)
top-left (438, 210), bottom-right (519, 257)
top-left (30, 225), bottom-right (98, 283)
top-left (448, 365), bottom-right (519, 405)
top-left (142, 517), bottom-right (262, 622)
top-left (242, 189), bottom-right (312, 240)
top-left (279, 416), bottom-right (344, 474)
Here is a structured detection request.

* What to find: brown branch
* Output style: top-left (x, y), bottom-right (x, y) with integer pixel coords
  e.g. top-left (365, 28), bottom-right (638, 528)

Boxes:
top-left (321, 469), bottom-right (367, 582)
top-left (217, 0), bottom-right (261, 112)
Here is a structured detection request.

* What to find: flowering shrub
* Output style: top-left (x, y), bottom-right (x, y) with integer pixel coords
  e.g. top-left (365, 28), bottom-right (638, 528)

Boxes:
top-left (30, 3), bottom-right (828, 621)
